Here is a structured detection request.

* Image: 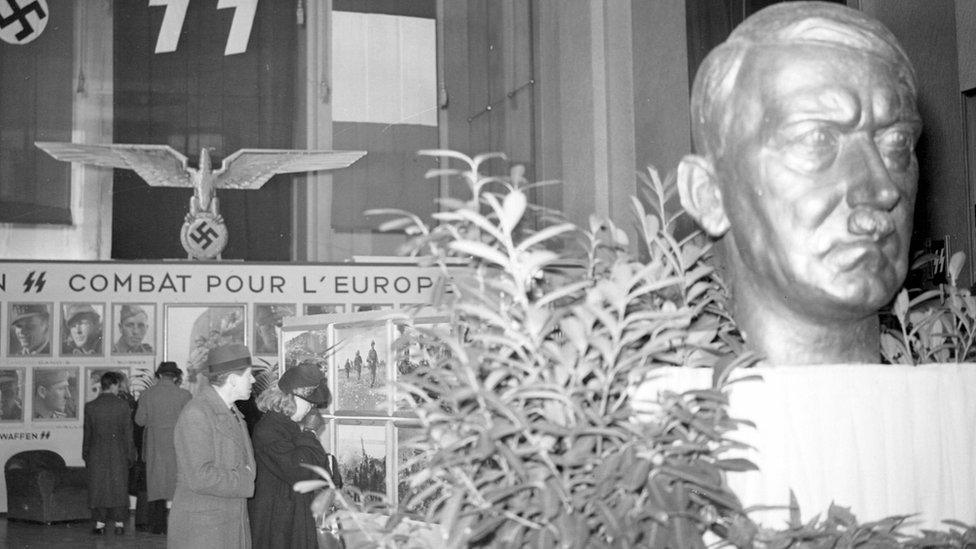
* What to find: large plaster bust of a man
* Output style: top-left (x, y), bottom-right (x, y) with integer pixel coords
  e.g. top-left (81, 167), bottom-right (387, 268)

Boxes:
top-left (677, 2), bottom-right (921, 364)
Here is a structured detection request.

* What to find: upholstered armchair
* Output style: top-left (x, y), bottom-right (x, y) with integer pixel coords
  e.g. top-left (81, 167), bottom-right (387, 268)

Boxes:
top-left (4, 450), bottom-right (90, 523)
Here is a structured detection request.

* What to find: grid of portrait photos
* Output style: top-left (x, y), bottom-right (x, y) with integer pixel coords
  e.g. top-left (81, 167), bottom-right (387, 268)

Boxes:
top-left (1, 300), bottom-right (156, 424)
top-left (6, 301), bottom-right (158, 359)
top-left (280, 308), bottom-right (453, 507)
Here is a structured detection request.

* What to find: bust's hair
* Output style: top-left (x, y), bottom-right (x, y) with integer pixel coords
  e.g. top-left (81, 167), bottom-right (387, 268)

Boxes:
top-left (255, 383), bottom-right (298, 416)
top-left (100, 371), bottom-right (123, 390)
top-left (690, 1), bottom-right (917, 160)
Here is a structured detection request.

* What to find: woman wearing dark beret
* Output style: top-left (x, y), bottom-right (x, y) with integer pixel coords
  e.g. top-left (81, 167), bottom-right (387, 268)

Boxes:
top-left (248, 364), bottom-right (341, 548)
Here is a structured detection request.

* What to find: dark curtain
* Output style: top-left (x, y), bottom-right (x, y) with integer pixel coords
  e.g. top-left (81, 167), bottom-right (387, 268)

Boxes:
top-left (0, 0), bottom-right (73, 224)
top-left (112, 0), bottom-right (296, 260)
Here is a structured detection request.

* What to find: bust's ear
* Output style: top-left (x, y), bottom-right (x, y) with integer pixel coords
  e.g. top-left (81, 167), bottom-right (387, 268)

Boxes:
top-left (677, 155), bottom-right (731, 237)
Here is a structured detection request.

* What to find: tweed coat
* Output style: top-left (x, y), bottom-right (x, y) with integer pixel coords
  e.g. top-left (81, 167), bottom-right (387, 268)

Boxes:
top-left (134, 379), bottom-right (191, 501)
top-left (168, 383), bottom-right (255, 549)
top-left (82, 392), bottom-right (136, 509)
top-left (248, 410), bottom-right (332, 549)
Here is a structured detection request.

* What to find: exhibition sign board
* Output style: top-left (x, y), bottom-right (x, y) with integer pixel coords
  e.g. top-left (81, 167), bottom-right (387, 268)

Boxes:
top-left (0, 260), bottom-right (444, 513)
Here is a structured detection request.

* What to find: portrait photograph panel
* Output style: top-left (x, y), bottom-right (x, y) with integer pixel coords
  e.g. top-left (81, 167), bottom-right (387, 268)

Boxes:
top-left (303, 303), bottom-right (345, 316)
top-left (334, 320), bottom-right (389, 415)
top-left (165, 304), bottom-right (246, 380)
top-left (111, 302), bottom-right (156, 355)
top-left (84, 366), bottom-right (131, 403)
top-left (8, 302), bottom-right (53, 357)
top-left (253, 303), bottom-right (296, 355)
top-left (32, 366), bottom-right (80, 421)
top-left (352, 304), bottom-right (393, 313)
top-left (0, 367), bottom-right (26, 422)
top-left (60, 302), bottom-right (106, 356)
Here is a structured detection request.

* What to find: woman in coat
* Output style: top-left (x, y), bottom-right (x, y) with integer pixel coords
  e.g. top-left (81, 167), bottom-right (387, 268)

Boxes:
top-left (83, 371), bottom-right (137, 535)
top-left (249, 363), bottom-right (339, 549)
top-left (135, 361), bottom-right (192, 533)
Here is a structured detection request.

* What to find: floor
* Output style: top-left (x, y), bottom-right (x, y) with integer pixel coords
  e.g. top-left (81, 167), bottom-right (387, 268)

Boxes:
top-left (0, 514), bottom-right (167, 549)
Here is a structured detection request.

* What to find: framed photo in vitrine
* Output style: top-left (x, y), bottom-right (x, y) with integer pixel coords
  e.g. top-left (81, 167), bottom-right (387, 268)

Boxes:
top-left (333, 317), bottom-right (390, 415)
top-left (280, 325), bottom-right (330, 372)
top-left (395, 421), bottom-right (437, 509)
top-left (392, 316), bottom-right (452, 413)
top-left (335, 419), bottom-right (389, 501)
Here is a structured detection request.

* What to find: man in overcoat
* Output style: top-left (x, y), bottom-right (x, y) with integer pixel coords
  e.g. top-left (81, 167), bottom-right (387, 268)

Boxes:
top-left (135, 361), bottom-right (191, 534)
top-left (83, 371), bottom-right (137, 535)
top-left (168, 344), bottom-right (258, 549)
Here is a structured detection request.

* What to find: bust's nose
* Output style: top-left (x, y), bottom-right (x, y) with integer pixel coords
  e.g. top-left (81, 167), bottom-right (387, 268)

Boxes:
top-left (843, 135), bottom-right (900, 211)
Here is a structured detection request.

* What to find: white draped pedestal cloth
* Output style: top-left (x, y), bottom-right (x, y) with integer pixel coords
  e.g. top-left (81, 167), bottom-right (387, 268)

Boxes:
top-left (636, 364), bottom-right (976, 531)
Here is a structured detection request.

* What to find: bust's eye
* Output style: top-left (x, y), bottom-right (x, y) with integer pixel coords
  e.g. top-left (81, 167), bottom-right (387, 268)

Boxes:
top-left (876, 129), bottom-right (914, 152)
top-left (781, 125), bottom-right (839, 172)
top-left (796, 128), bottom-right (837, 150)
top-left (876, 128), bottom-right (915, 172)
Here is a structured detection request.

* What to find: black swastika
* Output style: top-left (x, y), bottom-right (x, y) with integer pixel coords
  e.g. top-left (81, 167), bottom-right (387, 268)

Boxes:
top-left (190, 222), bottom-right (220, 249)
top-left (0, 0), bottom-right (47, 41)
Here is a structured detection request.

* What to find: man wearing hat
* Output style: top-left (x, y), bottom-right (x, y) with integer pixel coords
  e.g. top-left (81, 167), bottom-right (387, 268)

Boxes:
top-left (33, 368), bottom-right (75, 419)
top-left (9, 304), bottom-right (51, 356)
top-left (113, 304), bottom-right (153, 354)
top-left (62, 303), bottom-right (103, 355)
top-left (249, 362), bottom-right (339, 549)
top-left (169, 344), bottom-right (258, 549)
top-left (0, 369), bottom-right (24, 421)
top-left (135, 361), bottom-right (191, 534)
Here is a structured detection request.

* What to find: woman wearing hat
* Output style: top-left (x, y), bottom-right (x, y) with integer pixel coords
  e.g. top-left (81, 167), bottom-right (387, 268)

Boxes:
top-left (248, 363), bottom-right (341, 549)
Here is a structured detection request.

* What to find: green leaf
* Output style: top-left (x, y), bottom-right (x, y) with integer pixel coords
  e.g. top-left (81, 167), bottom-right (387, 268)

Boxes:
top-left (715, 458), bottom-right (759, 472)
top-left (499, 189), bottom-right (527, 232)
top-left (418, 148), bottom-right (474, 164)
top-left (948, 251), bottom-right (966, 286)
top-left (449, 240), bottom-right (510, 267)
top-left (788, 490), bottom-right (801, 528)
top-left (293, 479), bottom-right (330, 493)
top-left (515, 223), bottom-right (576, 252)
top-left (894, 288), bottom-right (910, 322)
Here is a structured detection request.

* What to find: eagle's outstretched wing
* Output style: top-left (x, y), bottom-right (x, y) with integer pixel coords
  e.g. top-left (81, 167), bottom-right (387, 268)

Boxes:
top-left (34, 142), bottom-right (194, 188)
top-left (213, 149), bottom-right (366, 190)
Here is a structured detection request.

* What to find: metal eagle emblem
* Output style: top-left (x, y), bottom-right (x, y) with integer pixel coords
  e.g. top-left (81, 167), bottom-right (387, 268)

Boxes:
top-left (35, 142), bottom-right (365, 259)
